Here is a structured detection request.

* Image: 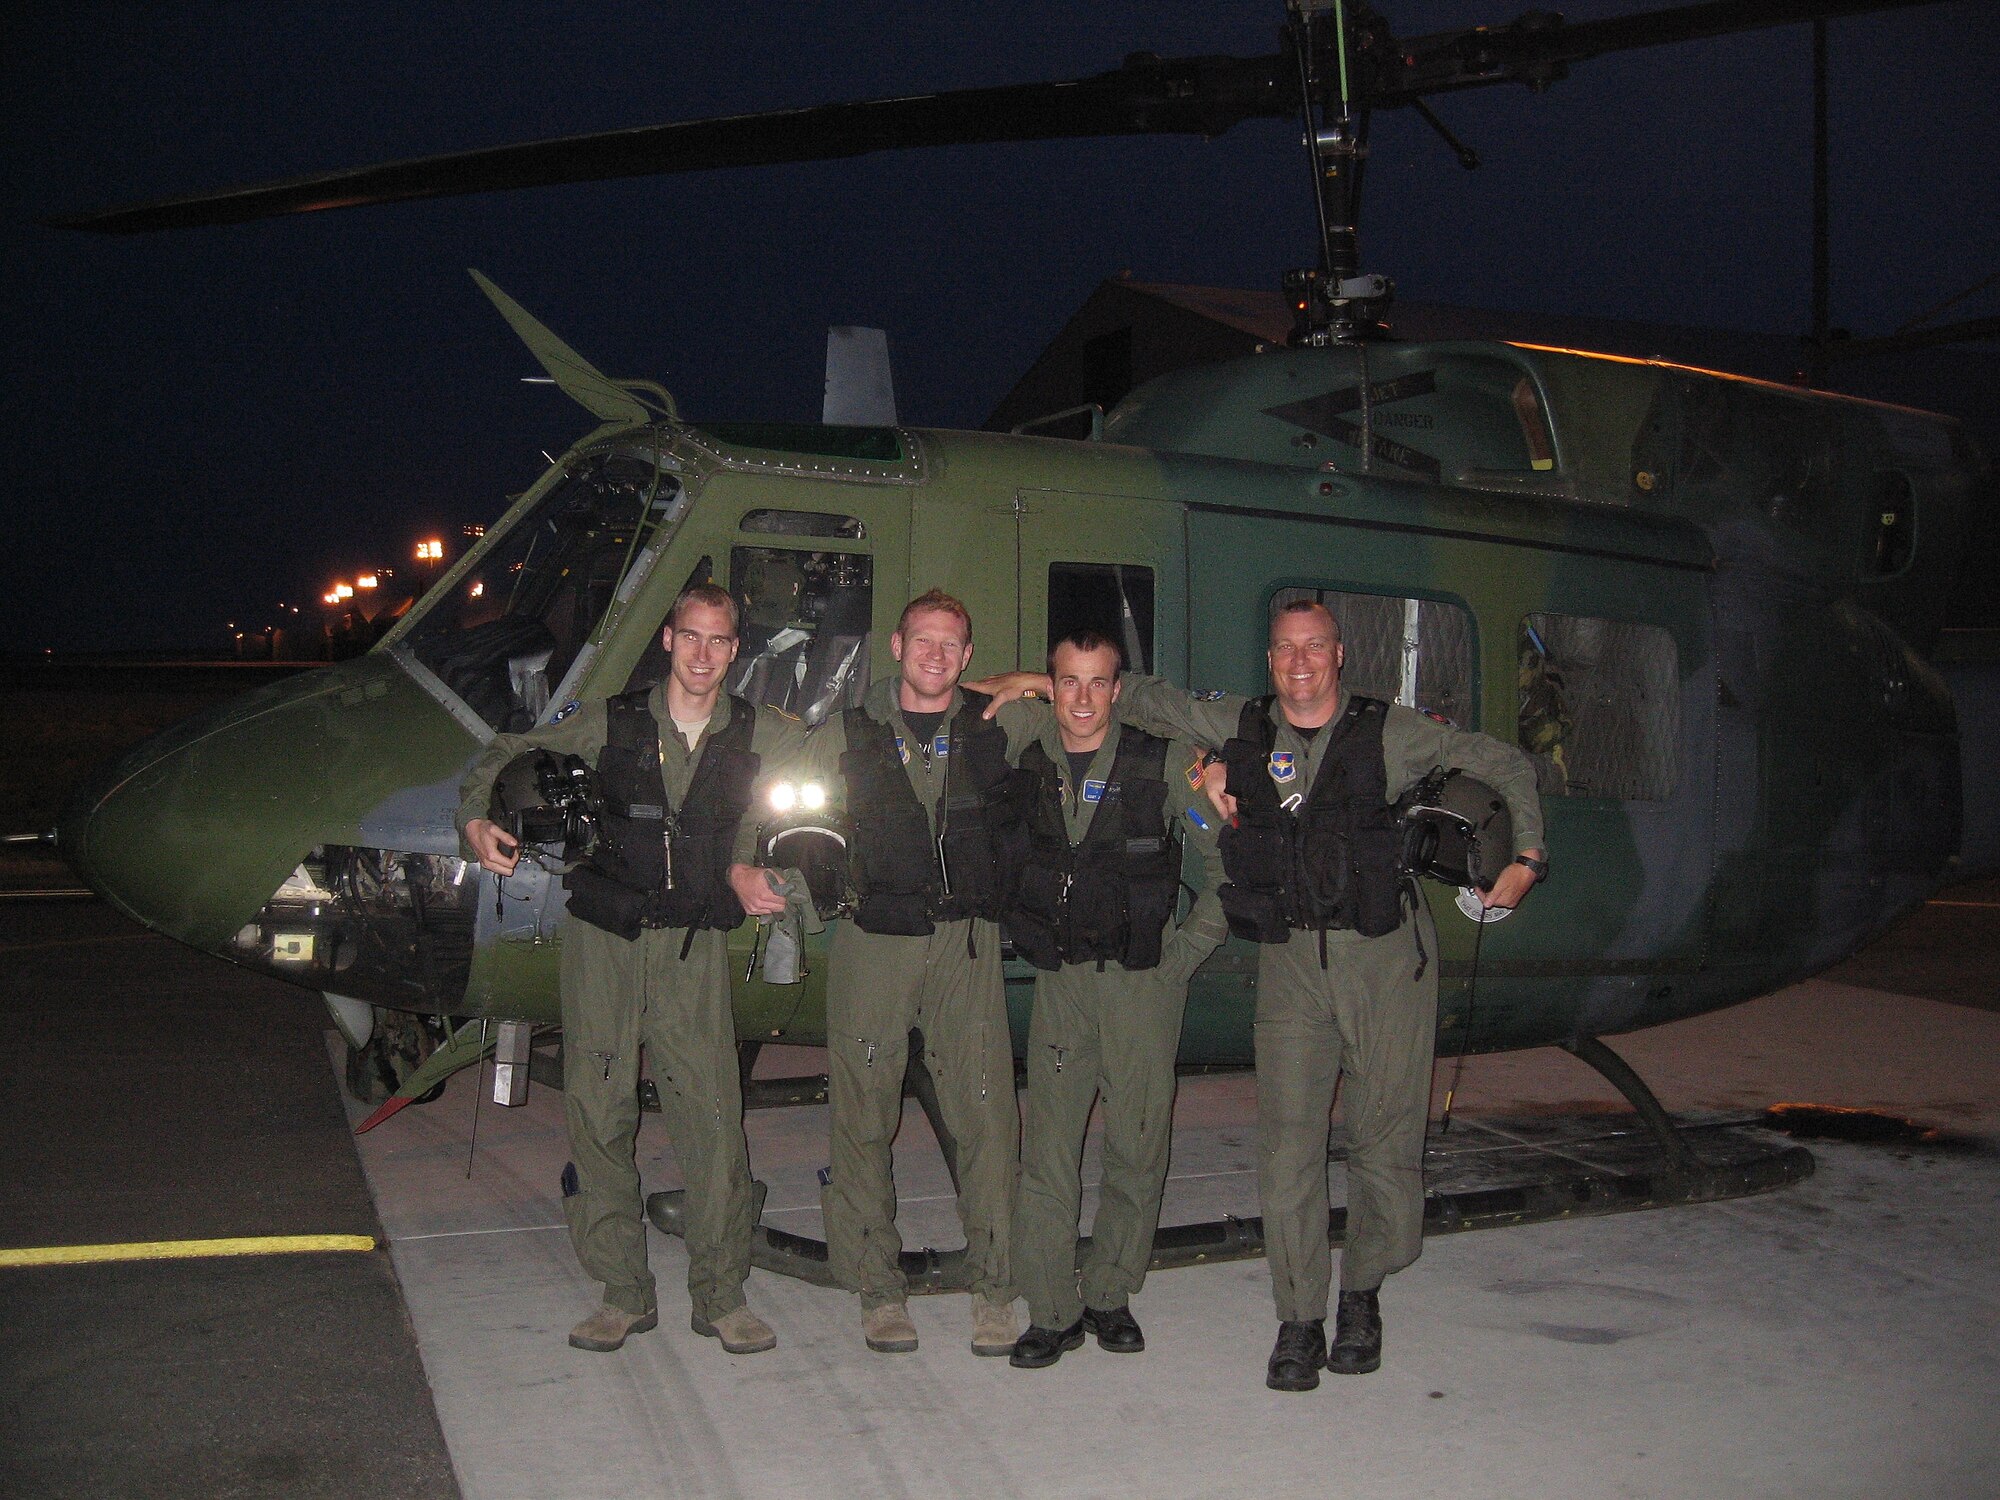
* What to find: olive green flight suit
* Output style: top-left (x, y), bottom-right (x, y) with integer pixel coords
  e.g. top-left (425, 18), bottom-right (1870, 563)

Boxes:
top-left (1010, 711), bottom-right (1228, 1332)
top-left (458, 685), bottom-right (804, 1322)
top-left (801, 679), bottom-right (1041, 1309)
top-left (1116, 676), bottom-right (1544, 1317)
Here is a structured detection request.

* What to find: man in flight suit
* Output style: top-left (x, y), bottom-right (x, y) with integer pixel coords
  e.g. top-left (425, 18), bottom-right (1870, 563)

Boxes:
top-left (460, 584), bottom-right (802, 1357)
top-left (975, 598), bottom-right (1544, 1391)
top-left (1003, 631), bottom-right (1227, 1368)
top-left (800, 589), bottom-right (1043, 1357)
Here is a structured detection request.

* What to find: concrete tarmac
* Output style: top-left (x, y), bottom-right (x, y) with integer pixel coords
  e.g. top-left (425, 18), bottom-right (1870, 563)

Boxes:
top-left (0, 902), bottom-right (459, 1499)
top-left (351, 901), bottom-right (2000, 1500)
top-left (4, 884), bottom-right (1995, 1498)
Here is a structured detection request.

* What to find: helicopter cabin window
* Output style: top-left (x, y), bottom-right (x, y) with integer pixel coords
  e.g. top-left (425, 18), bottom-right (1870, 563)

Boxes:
top-left (1518, 614), bottom-right (1679, 801)
top-left (1047, 563), bottom-right (1154, 674)
top-left (402, 448), bottom-right (687, 732)
top-left (1272, 587), bottom-right (1474, 729)
top-left (727, 541), bottom-right (874, 726)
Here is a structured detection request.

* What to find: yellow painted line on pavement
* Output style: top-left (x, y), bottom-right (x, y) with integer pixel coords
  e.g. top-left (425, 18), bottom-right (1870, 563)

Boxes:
top-left (0, 1234), bottom-right (377, 1268)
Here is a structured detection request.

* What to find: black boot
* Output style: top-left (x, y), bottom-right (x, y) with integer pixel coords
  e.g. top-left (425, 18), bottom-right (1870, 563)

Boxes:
top-left (1082, 1304), bottom-right (1145, 1353)
top-left (1010, 1317), bottom-right (1085, 1369)
top-left (1265, 1319), bottom-right (1326, 1392)
top-left (1327, 1289), bottom-right (1382, 1374)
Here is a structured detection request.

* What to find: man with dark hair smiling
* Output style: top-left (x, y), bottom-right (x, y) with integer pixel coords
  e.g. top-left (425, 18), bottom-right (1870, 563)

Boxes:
top-left (1003, 630), bottom-right (1226, 1368)
top-left (974, 596), bottom-right (1544, 1391)
top-left (459, 582), bottom-right (802, 1359)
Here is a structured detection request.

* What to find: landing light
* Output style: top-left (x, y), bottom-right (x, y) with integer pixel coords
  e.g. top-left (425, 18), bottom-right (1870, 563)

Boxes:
top-left (767, 781), bottom-right (828, 813)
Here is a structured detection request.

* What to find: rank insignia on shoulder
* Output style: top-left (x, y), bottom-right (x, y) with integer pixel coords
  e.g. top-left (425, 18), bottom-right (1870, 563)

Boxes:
top-left (1190, 687), bottom-right (1226, 701)
top-left (894, 735), bottom-right (910, 766)
top-left (1186, 806), bottom-right (1212, 831)
top-left (1185, 757), bottom-right (1205, 790)
top-left (552, 700), bottom-right (582, 723)
top-left (1082, 778), bottom-right (1108, 804)
top-left (1268, 750), bottom-right (1296, 782)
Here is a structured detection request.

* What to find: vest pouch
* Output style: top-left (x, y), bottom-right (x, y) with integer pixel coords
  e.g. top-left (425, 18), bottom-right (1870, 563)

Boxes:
top-left (1004, 906), bottom-right (1063, 972)
top-left (563, 865), bottom-right (646, 941)
top-left (1298, 820), bottom-right (1353, 914)
top-left (1219, 880), bottom-right (1292, 944)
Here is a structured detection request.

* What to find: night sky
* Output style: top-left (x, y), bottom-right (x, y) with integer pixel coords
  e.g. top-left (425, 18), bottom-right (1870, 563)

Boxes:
top-left (5, 1), bottom-right (1995, 653)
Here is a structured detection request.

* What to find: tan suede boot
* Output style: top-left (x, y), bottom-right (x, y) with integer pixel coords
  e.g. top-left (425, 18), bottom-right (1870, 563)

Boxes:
top-left (691, 1305), bottom-right (778, 1354)
top-left (567, 1303), bottom-right (659, 1352)
top-left (970, 1294), bottom-right (1019, 1357)
top-left (863, 1301), bottom-right (919, 1353)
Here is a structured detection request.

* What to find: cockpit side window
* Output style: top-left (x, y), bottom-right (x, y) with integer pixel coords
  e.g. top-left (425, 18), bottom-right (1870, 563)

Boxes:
top-left (402, 448), bottom-right (684, 731)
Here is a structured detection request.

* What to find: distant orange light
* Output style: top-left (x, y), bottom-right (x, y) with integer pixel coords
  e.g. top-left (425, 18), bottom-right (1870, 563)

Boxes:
top-left (333, 583), bottom-right (354, 601)
top-left (416, 539), bottom-right (445, 562)
top-left (469, 581), bottom-right (485, 599)
top-left (357, 573), bottom-right (378, 590)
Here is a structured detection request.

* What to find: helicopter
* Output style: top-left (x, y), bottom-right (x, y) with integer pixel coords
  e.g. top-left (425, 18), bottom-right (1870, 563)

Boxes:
top-left (46, 0), bottom-right (1992, 1268)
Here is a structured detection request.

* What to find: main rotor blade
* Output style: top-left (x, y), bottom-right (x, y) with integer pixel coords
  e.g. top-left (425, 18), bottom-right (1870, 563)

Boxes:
top-left (51, 54), bottom-right (1285, 234)
top-left (51, 0), bottom-right (1941, 234)
top-left (1375, 0), bottom-right (1944, 104)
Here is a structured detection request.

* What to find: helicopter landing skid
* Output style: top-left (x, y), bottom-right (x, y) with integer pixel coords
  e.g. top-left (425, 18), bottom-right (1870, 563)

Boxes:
top-left (645, 1036), bottom-right (1815, 1293)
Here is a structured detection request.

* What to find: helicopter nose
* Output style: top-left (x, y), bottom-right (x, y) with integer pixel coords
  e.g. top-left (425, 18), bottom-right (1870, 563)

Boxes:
top-left (58, 656), bottom-right (479, 953)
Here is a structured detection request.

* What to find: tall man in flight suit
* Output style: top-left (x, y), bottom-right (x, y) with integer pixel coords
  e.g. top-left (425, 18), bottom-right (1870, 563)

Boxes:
top-left (975, 597), bottom-right (1544, 1392)
top-left (800, 589), bottom-right (1043, 1357)
top-left (460, 584), bottom-right (802, 1358)
top-left (1002, 631), bottom-right (1228, 1368)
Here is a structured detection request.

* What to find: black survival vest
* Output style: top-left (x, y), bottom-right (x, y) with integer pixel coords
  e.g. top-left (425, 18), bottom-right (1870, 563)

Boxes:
top-left (564, 691), bottom-right (760, 940)
top-left (1217, 695), bottom-right (1404, 943)
top-left (840, 689), bottom-right (1025, 935)
top-left (1004, 725), bottom-right (1180, 972)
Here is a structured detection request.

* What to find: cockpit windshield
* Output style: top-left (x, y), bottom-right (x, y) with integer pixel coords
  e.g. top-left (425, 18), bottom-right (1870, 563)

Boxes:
top-left (397, 445), bottom-right (687, 731)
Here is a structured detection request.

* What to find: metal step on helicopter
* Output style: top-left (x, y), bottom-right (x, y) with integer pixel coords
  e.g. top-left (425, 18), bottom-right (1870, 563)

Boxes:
top-left (50, 0), bottom-right (1992, 1279)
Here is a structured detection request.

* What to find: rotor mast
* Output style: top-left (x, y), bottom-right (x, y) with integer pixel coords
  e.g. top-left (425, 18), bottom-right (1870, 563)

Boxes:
top-left (1286, 1), bottom-right (1392, 346)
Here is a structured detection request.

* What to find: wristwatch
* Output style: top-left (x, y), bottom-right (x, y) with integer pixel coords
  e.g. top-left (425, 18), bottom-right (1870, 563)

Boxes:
top-left (1513, 854), bottom-right (1548, 882)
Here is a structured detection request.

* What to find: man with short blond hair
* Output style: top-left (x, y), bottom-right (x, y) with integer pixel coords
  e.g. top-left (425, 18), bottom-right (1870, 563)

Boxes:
top-left (459, 582), bottom-right (802, 1358)
top-left (802, 588), bottom-right (1044, 1356)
